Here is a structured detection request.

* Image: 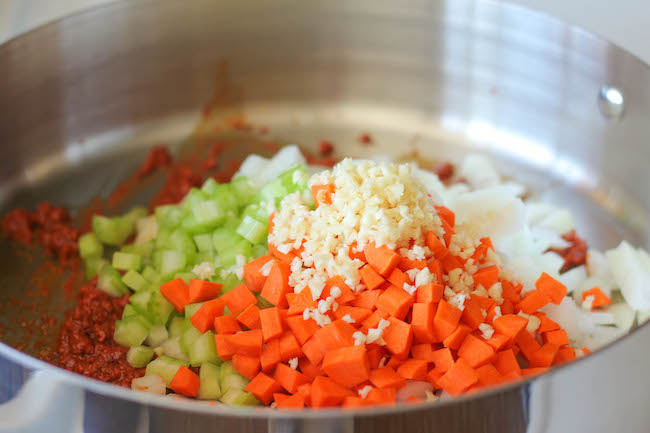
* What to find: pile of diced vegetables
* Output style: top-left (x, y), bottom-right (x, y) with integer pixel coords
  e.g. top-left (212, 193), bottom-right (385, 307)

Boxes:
top-left (77, 146), bottom-right (650, 409)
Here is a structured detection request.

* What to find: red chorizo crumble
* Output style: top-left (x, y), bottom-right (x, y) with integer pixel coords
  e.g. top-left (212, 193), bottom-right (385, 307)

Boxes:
top-left (548, 230), bottom-right (588, 274)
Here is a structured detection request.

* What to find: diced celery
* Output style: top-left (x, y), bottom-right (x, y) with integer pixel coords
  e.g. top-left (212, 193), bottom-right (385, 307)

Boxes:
top-left (258, 178), bottom-right (288, 203)
top-left (112, 251), bottom-right (143, 271)
top-left (155, 205), bottom-right (183, 229)
top-left (92, 215), bottom-right (133, 246)
top-left (148, 290), bottom-right (174, 325)
top-left (97, 265), bottom-right (129, 297)
top-left (219, 274), bottom-right (242, 295)
top-left (230, 177), bottom-right (256, 205)
top-left (130, 290), bottom-right (152, 315)
top-left (122, 270), bottom-right (149, 292)
top-left (236, 215), bottom-right (267, 244)
top-left (114, 315), bottom-right (151, 347)
top-left (201, 178), bottom-right (220, 196)
top-left (180, 214), bottom-right (214, 235)
top-left (180, 325), bottom-right (202, 354)
top-left (212, 184), bottom-right (239, 213)
top-left (255, 293), bottom-right (274, 309)
top-left (183, 188), bottom-right (207, 211)
top-left (189, 331), bottom-right (220, 367)
top-left (252, 244), bottom-right (269, 258)
top-left (198, 362), bottom-right (222, 400)
top-left (122, 304), bottom-right (138, 319)
top-left (279, 164), bottom-right (308, 193)
top-left (212, 228), bottom-right (244, 254)
top-left (169, 230), bottom-right (197, 259)
top-left (141, 266), bottom-right (159, 284)
top-left (127, 345), bottom-right (154, 368)
top-left (145, 355), bottom-right (189, 386)
top-left (84, 257), bottom-right (107, 279)
top-left (219, 240), bottom-right (252, 267)
top-left (154, 229), bottom-right (172, 250)
top-left (174, 272), bottom-right (197, 284)
top-left (122, 207), bottom-right (148, 227)
top-left (193, 233), bottom-right (214, 252)
top-left (168, 316), bottom-right (189, 338)
top-left (121, 240), bottom-right (154, 257)
top-left (160, 336), bottom-right (189, 360)
top-left (192, 200), bottom-right (226, 228)
top-left (220, 389), bottom-right (260, 406)
top-left (78, 233), bottom-right (103, 259)
top-left (219, 361), bottom-right (249, 394)
top-left (159, 250), bottom-right (187, 276)
top-left (145, 324), bottom-right (169, 347)
top-left (184, 302), bottom-right (204, 319)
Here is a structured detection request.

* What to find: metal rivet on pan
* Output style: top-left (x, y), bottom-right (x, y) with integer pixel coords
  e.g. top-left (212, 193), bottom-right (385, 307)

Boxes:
top-left (598, 86), bottom-right (625, 120)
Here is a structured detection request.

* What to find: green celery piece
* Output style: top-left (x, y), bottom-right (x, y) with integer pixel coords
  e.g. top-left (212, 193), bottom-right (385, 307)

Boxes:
top-left (114, 315), bottom-right (151, 347)
top-left (122, 304), bottom-right (138, 319)
top-left (130, 290), bottom-right (153, 315)
top-left (184, 302), bottom-right (204, 319)
top-left (193, 233), bottom-right (214, 252)
top-left (97, 265), bottom-right (129, 296)
top-left (198, 362), bottom-right (222, 400)
top-left (236, 215), bottom-right (267, 244)
top-left (126, 345), bottom-right (154, 368)
top-left (180, 325), bottom-right (202, 354)
top-left (155, 205), bottom-right (183, 230)
top-left (230, 177), bottom-right (256, 205)
top-left (141, 266), bottom-right (159, 284)
top-left (145, 356), bottom-right (189, 386)
top-left (220, 389), bottom-right (260, 406)
top-left (189, 331), bottom-right (220, 367)
top-left (219, 240), bottom-right (252, 267)
top-left (201, 178), bottom-right (219, 196)
top-left (121, 240), bottom-right (155, 258)
top-left (112, 251), bottom-right (143, 271)
top-left (212, 228), bottom-right (244, 255)
top-left (84, 257), bottom-right (108, 279)
top-left (78, 233), bottom-right (104, 259)
top-left (147, 290), bottom-right (174, 325)
top-left (145, 324), bottom-right (169, 348)
top-left (158, 250), bottom-right (187, 277)
top-left (168, 316), bottom-right (190, 338)
top-left (122, 270), bottom-right (149, 292)
top-left (92, 215), bottom-right (133, 246)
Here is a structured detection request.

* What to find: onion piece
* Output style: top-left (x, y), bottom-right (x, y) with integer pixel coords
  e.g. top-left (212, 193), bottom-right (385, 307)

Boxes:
top-left (396, 380), bottom-right (434, 402)
top-left (132, 374), bottom-right (166, 395)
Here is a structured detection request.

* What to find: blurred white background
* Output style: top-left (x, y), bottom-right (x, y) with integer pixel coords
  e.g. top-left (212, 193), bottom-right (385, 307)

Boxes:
top-left (0, 0), bottom-right (649, 63)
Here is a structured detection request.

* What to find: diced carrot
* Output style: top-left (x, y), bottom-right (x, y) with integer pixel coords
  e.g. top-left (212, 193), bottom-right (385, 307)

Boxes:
top-left (376, 284), bottom-right (414, 320)
top-left (296, 383), bottom-right (312, 407)
top-left (333, 305), bottom-right (372, 324)
top-left (259, 307), bottom-right (284, 342)
top-left (285, 315), bottom-right (320, 345)
top-left (493, 349), bottom-right (521, 376)
top-left (398, 257), bottom-right (427, 272)
top-left (365, 387), bottom-right (396, 406)
top-left (315, 319), bottom-right (357, 350)
top-left (441, 254), bottom-right (463, 273)
top-left (367, 347), bottom-right (387, 370)
top-left (382, 316), bottom-right (413, 359)
top-left (432, 300), bottom-right (463, 341)
top-left (542, 329), bottom-right (570, 346)
top-left (472, 265), bottom-right (499, 290)
top-left (535, 273), bottom-right (567, 305)
top-left (237, 304), bottom-right (262, 330)
top-left (214, 314), bottom-right (242, 335)
top-left (473, 295), bottom-right (496, 312)
top-left (191, 298), bottom-right (225, 333)
top-left (582, 287), bottom-right (612, 309)
top-left (322, 276), bottom-right (356, 304)
top-left (396, 359), bottom-right (428, 381)
top-left (352, 289), bottom-right (382, 310)
top-left (426, 231), bottom-right (449, 259)
top-left (359, 265), bottom-right (385, 290)
top-left (457, 334), bottom-right (495, 368)
top-left (348, 242), bottom-right (366, 262)
top-left (159, 278), bottom-right (190, 313)
top-left (500, 371), bottom-right (523, 384)
top-left (301, 333), bottom-right (327, 366)
top-left (440, 217), bottom-right (455, 246)
top-left (434, 205), bottom-right (455, 228)
top-left (169, 365), bottom-right (200, 397)
top-left (342, 396), bottom-right (369, 408)
top-left (500, 299), bottom-right (515, 315)
top-left (369, 366), bottom-right (406, 389)
top-left (225, 329), bottom-right (264, 356)
top-left (279, 331), bottom-right (303, 362)
top-left (426, 369), bottom-right (444, 389)
top-left (298, 357), bottom-right (322, 380)
top-left (427, 260), bottom-right (443, 284)
top-left (501, 280), bottom-right (521, 304)
top-left (516, 290), bottom-right (550, 314)
top-left (386, 268), bottom-right (409, 290)
top-left (260, 338), bottom-right (281, 373)
top-left (554, 346), bottom-right (577, 365)
top-left (273, 363), bottom-right (310, 393)
top-left (362, 309), bottom-right (389, 331)
top-left (475, 363), bottom-right (502, 387)
top-left (261, 261), bottom-right (292, 308)
top-left (416, 283), bottom-right (444, 304)
top-left (528, 343), bottom-right (560, 368)
top-left (437, 358), bottom-right (478, 396)
top-left (311, 183), bottom-right (335, 208)
top-left (311, 376), bottom-right (354, 408)
top-left (245, 372), bottom-right (283, 405)
top-left (521, 367), bottom-right (548, 377)
top-left (323, 345), bottom-right (370, 387)
top-left (286, 289), bottom-right (316, 316)
top-left (535, 313), bottom-right (560, 333)
top-left (582, 348), bottom-right (591, 356)
top-left (214, 334), bottom-right (235, 361)
top-left (461, 296), bottom-right (485, 330)
top-left (442, 324), bottom-right (471, 350)
top-left (483, 333), bottom-right (511, 352)
top-left (274, 393), bottom-right (305, 409)
top-left (243, 254), bottom-right (273, 293)
top-left (411, 303), bottom-right (436, 343)
top-left (386, 356), bottom-right (403, 370)
top-left (411, 343), bottom-right (439, 362)
top-left (492, 314), bottom-right (528, 339)
top-left (232, 353), bottom-right (261, 380)
top-left (364, 243), bottom-right (402, 277)
top-left (515, 331), bottom-right (542, 360)
top-left (220, 284), bottom-right (257, 316)
top-left (430, 347), bottom-right (455, 373)
top-left (268, 243), bottom-right (296, 266)
top-left (188, 279), bottom-right (222, 303)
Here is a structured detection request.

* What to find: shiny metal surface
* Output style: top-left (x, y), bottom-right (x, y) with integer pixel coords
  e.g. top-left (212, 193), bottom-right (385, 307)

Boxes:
top-left (0, 0), bottom-right (650, 432)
